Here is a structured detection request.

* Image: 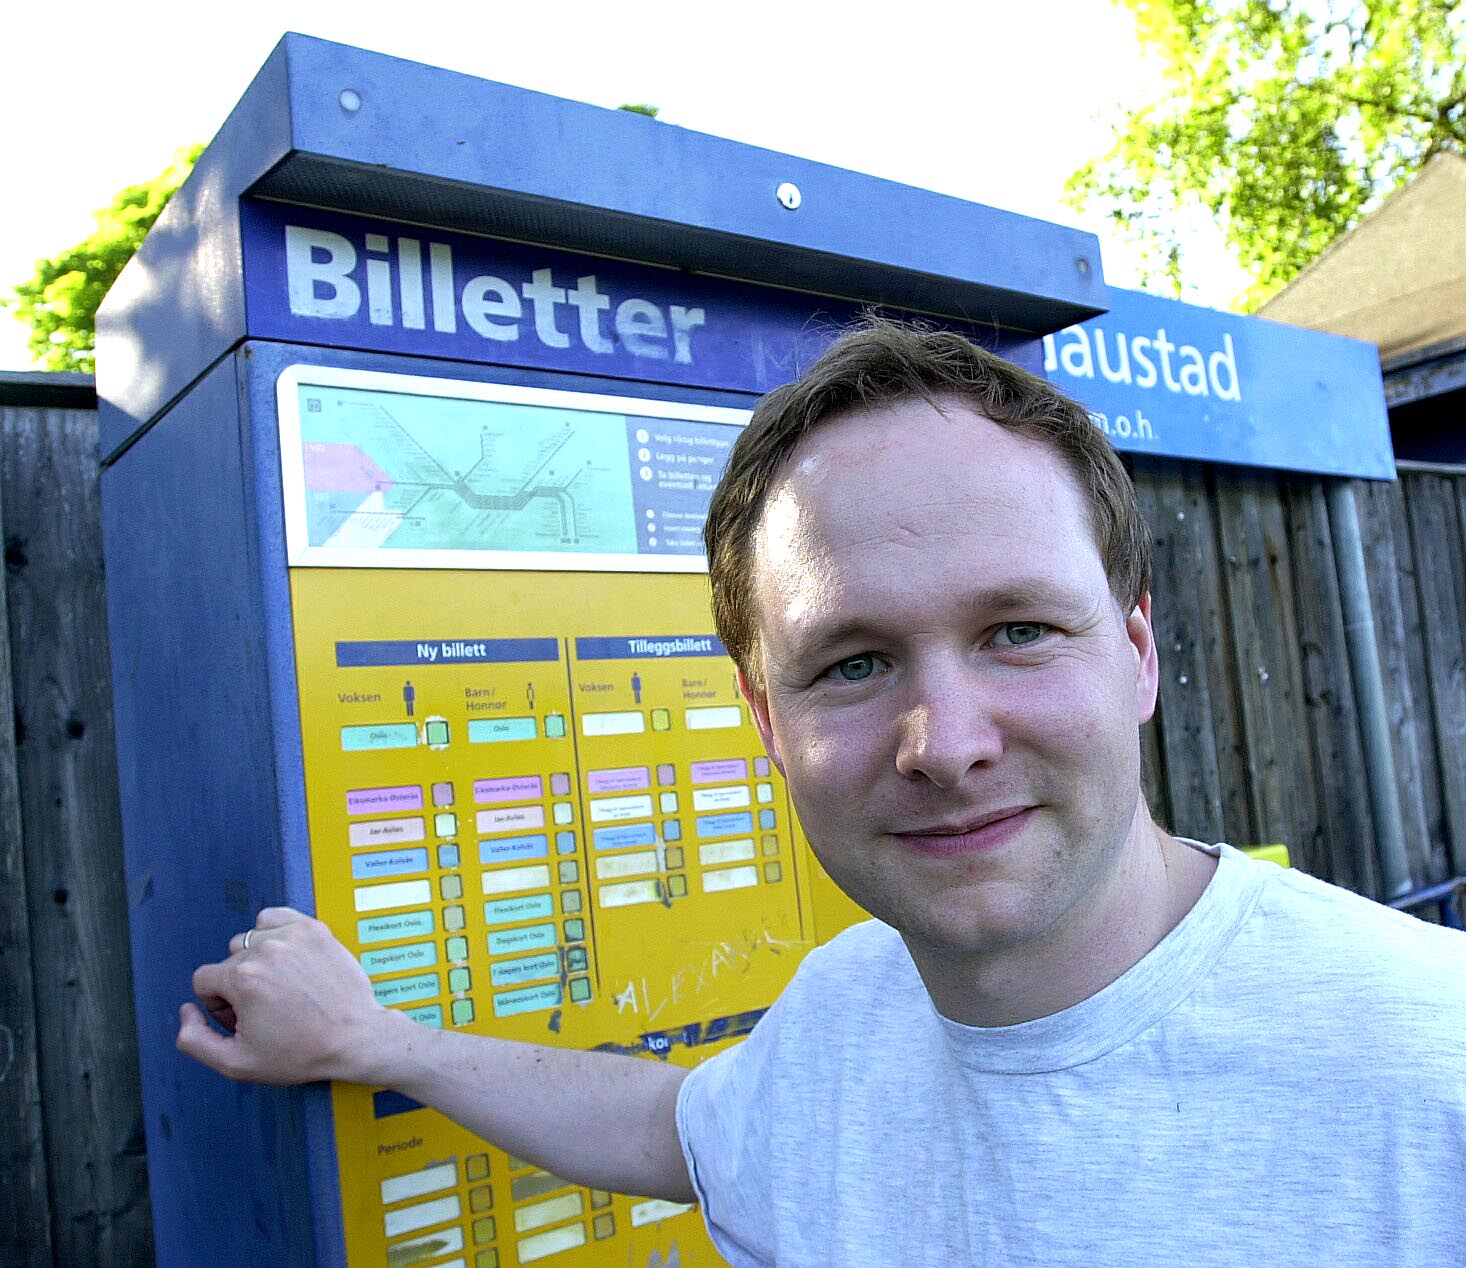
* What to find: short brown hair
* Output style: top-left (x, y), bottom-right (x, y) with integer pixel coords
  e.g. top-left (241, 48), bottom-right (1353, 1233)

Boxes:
top-left (704, 319), bottom-right (1152, 681)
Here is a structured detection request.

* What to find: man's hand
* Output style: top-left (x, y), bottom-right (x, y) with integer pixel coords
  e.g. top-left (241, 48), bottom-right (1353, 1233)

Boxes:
top-left (178, 907), bottom-right (386, 1086)
top-left (178, 906), bottom-right (696, 1202)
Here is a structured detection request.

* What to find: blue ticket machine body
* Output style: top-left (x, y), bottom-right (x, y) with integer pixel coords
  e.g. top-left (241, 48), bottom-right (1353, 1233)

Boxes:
top-left (97, 35), bottom-right (1105, 1268)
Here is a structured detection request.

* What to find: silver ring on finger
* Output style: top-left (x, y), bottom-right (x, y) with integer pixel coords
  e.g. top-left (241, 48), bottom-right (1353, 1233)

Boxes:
top-left (242, 929), bottom-right (254, 951)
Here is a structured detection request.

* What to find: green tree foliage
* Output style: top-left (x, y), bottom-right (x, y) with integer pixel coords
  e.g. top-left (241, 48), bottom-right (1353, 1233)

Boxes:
top-left (617, 103), bottom-right (660, 118)
top-left (1067, 1), bottom-right (1466, 307)
top-left (5, 144), bottom-right (203, 372)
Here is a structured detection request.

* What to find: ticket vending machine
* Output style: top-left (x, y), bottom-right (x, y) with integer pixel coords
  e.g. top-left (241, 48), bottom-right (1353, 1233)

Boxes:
top-left (97, 36), bottom-right (1106, 1268)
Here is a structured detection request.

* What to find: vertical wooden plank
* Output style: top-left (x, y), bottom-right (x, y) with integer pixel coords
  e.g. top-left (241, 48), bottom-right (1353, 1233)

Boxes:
top-left (1213, 470), bottom-right (1324, 871)
top-left (1281, 477), bottom-right (1379, 896)
top-left (1392, 481), bottom-right (1451, 887)
top-left (0, 416), bottom-right (56, 1268)
top-left (1456, 473), bottom-right (1466, 875)
top-left (1401, 473), bottom-right (1466, 878)
top-left (1, 406), bottom-right (153, 1268)
top-left (1192, 472), bottom-right (1255, 846)
top-left (1354, 480), bottom-right (1436, 885)
top-left (1133, 460), bottom-right (1224, 843)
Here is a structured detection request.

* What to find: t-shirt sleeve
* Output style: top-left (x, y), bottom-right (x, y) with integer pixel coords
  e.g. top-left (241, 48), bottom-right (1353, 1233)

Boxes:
top-left (674, 981), bottom-right (796, 1268)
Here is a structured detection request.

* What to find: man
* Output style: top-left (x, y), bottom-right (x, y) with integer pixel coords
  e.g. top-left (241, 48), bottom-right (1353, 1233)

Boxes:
top-left (181, 322), bottom-right (1465, 1266)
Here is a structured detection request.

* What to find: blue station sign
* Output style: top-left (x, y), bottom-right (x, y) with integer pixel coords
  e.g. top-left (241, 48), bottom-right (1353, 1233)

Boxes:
top-left (1043, 287), bottom-right (1394, 480)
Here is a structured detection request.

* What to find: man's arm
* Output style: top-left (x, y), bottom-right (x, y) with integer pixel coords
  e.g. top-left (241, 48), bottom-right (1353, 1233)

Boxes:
top-left (177, 907), bottom-right (694, 1203)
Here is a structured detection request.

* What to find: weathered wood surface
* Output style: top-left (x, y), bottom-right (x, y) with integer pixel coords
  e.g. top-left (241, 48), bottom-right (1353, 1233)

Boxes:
top-left (1215, 471), bottom-right (1325, 862)
top-left (1190, 469), bottom-right (1256, 846)
top-left (1, 404), bottom-right (153, 1268)
top-left (1401, 473), bottom-right (1466, 878)
top-left (1134, 461), bottom-right (1227, 844)
top-left (1282, 477), bottom-right (1377, 894)
top-left (0, 453), bottom-right (56, 1268)
top-left (1359, 478), bottom-right (1441, 886)
top-left (1131, 460), bottom-right (1464, 894)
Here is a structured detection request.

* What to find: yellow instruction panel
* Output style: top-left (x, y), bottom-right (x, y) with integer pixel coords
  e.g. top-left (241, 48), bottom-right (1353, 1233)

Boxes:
top-left (277, 367), bottom-right (863, 1268)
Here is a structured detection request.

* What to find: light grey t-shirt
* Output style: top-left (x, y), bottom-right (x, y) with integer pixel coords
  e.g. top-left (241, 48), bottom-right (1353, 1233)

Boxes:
top-left (676, 843), bottom-right (1466, 1267)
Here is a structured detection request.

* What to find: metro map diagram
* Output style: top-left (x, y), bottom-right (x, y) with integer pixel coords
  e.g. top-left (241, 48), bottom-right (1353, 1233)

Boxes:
top-left (295, 384), bottom-right (640, 556)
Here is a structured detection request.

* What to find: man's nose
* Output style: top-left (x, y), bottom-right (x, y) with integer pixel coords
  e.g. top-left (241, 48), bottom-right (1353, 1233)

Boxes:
top-left (893, 661), bottom-right (1005, 788)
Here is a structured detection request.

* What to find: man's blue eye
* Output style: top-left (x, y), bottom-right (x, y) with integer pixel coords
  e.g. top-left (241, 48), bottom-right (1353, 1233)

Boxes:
top-left (831, 654), bottom-right (879, 682)
top-left (999, 623), bottom-right (1046, 646)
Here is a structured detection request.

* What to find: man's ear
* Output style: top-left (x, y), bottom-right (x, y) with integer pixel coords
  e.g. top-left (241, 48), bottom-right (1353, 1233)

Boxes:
top-left (737, 667), bottom-right (785, 775)
top-left (1127, 592), bottom-right (1160, 726)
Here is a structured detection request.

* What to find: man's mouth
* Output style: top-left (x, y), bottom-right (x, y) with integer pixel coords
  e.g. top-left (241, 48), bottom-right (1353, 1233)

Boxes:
top-left (892, 806), bottom-right (1037, 857)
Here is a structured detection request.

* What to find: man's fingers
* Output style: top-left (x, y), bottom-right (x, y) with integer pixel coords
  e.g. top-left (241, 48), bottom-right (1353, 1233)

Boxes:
top-left (178, 910), bottom-right (361, 1087)
top-left (224, 908), bottom-right (317, 956)
top-left (177, 1003), bottom-right (239, 1075)
top-left (193, 960), bottom-right (229, 1003)
top-left (255, 906), bottom-right (309, 930)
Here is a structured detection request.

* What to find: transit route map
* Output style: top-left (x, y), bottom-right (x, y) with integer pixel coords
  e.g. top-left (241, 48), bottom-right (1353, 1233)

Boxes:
top-left (295, 384), bottom-right (639, 555)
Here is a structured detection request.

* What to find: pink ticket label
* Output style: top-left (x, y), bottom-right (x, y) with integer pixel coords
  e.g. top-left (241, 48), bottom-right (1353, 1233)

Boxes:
top-left (476, 805), bottom-right (547, 835)
top-left (474, 775), bottom-right (544, 805)
top-left (587, 766), bottom-right (651, 794)
top-left (347, 785), bottom-right (423, 815)
top-left (690, 758), bottom-right (748, 784)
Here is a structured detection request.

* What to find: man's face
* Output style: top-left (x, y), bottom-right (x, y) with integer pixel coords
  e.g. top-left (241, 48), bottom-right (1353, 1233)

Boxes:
top-left (742, 396), bottom-right (1158, 963)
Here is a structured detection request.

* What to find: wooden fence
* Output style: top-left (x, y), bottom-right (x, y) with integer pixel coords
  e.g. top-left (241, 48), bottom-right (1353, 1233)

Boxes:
top-left (1, 375), bottom-right (1462, 1267)
top-left (2, 375), bottom-right (153, 1268)
top-left (1132, 457), bottom-right (1465, 895)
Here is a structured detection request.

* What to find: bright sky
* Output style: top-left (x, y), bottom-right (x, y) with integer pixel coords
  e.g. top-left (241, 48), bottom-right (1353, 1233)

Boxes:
top-left (0, 0), bottom-right (1252, 371)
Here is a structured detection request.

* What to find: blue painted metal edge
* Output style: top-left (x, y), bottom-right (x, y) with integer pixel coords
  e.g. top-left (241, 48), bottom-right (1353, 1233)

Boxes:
top-left (274, 34), bottom-right (1103, 313)
top-left (95, 33), bottom-right (1104, 459)
top-left (241, 349), bottom-right (348, 1267)
top-left (97, 355), bottom-right (321, 1265)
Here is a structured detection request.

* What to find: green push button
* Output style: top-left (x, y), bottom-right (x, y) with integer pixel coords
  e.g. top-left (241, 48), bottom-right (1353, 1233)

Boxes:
top-left (650, 709), bottom-right (671, 732)
top-left (564, 918), bottom-right (585, 942)
top-left (566, 947), bottom-right (589, 972)
top-left (544, 713), bottom-right (566, 739)
top-left (448, 967), bottom-right (472, 994)
top-left (424, 719), bottom-right (450, 747)
top-left (568, 976), bottom-right (591, 1003)
top-left (446, 935), bottom-right (469, 963)
top-left (451, 998), bottom-right (475, 1026)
